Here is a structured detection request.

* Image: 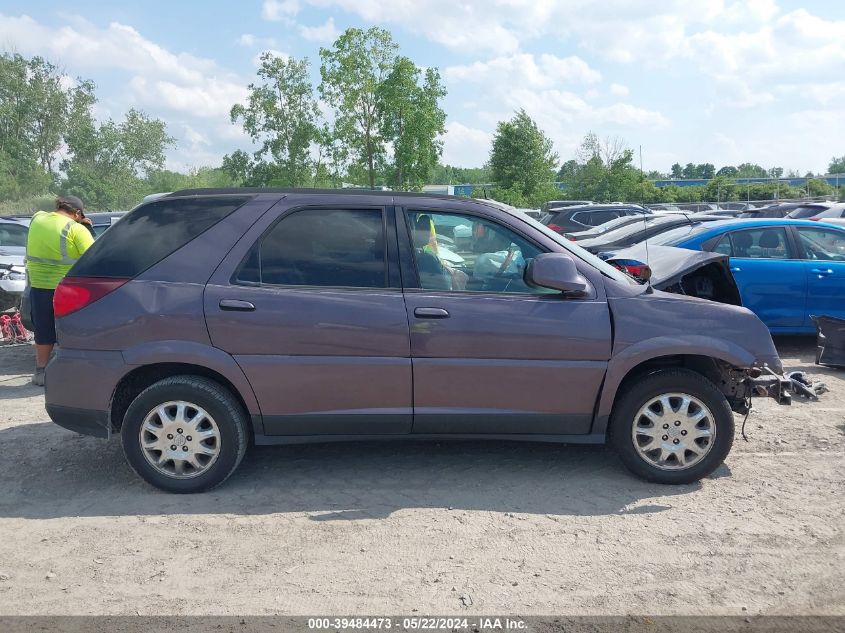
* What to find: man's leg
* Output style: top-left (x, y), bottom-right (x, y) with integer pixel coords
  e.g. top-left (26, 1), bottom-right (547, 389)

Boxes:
top-left (30, 288), bottom-right (57, 386)
top-left (36, 343), bottom-right (54, 368)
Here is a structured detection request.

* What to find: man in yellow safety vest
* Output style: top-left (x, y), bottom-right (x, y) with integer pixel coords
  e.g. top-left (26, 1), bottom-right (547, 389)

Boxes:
top-left (25, 195), bottom-right (94, 386)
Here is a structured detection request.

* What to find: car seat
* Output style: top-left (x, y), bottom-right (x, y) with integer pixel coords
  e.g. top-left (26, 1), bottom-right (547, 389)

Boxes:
top-left (757, 230), bottom-right (784, 258)
top-left (413, 215), bottom-right (451, 290)
top-left (732, 231), bottom-right (753, 257)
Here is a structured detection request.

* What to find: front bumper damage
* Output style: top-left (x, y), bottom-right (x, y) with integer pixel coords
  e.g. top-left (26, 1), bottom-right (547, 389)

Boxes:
top-left (745, 366), bottom-right (792, 406)
top-left (724, 364), bottom-right (792, 415)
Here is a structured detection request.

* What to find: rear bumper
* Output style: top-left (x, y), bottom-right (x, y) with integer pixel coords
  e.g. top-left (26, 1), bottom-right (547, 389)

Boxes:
top-left (46, 404), bottom-right (111, 438)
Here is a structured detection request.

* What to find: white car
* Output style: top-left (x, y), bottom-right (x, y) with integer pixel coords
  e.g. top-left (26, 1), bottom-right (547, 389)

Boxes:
top-left (0, 218), bottom-right (28, 310)
top-left (806, 203), bottom-right (845, 227)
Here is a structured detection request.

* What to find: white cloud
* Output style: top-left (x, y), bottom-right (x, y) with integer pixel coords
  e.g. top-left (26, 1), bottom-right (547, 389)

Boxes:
top-left (238, 33), bottom-right (278, 48)
top-left (441, 122), bottom-right (492, 167)
top-left (0, 13), bottom-right (254, 170)
top-left (298, 17), bottom-right (340, 43)
top-left (609, 83), bottom-right (629, 96)
top-left (445, 53), bottom-right (600, 88)
top-left (262, 0), bottom-right (300, 22)
top-left (0, 14), bottom-right (246, 115)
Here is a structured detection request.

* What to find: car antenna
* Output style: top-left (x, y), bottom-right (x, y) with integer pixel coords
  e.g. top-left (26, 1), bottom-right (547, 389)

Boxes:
top-left (640, 144), bottom-right (653, 293)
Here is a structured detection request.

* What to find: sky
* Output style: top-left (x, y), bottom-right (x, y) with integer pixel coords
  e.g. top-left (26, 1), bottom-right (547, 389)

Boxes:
top-left (1, 1), bottom-right (844, 176)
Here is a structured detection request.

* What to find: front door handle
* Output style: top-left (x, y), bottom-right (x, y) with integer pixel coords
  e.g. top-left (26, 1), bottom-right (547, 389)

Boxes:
top-left (810, 268), bottom-right (833, 276)
top-left (414, 307), bottom-right (450, 319)
top-left (219, 299), bottom-right (256, 312)
top-left (730, 266), bottom-right (741, 273)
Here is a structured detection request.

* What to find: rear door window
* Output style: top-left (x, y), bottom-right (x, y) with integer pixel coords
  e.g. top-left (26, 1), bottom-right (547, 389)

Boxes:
top-left (70, 195), bottom-right (253, 278)
top-left (724, 228), bottom-right (792, 259)
top-left (237, 208), bottom-right (387, 288)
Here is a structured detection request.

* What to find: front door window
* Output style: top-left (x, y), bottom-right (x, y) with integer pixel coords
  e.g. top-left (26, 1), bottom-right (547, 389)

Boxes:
top-left (406, 211), bottom-right (551, 294)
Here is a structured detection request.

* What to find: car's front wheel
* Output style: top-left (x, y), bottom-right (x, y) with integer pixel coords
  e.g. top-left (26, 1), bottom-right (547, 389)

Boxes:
top-left (121, 375), bottom-right (248, 493)
top-left (610, 368), bottom-right (734, 484)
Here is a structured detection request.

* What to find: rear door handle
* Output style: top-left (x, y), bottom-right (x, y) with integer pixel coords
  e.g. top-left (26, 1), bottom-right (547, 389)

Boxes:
top-left (414, 307), bottom-right (450, 319)
top-left (219, 299), bottom-right (256, 312)
top-left (730, 266), bottom-right (741, 272)
top-left (810, 268), bottom-right (833, 276)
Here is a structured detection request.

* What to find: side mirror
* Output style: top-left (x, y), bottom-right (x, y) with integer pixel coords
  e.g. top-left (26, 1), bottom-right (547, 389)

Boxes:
top-left (525, 253), bottom-right (589, 294)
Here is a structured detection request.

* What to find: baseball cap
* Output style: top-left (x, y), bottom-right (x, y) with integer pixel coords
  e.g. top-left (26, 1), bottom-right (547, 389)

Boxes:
top-left (57, 195), bottom-right (85, 213)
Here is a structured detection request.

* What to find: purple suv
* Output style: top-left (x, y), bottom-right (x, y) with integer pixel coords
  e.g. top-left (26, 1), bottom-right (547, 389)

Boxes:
top-left (45, 189), bottom-right (790, 492)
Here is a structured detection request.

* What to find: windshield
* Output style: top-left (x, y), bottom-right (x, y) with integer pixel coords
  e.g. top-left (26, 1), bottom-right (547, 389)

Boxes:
top-left (788, 206), bottom-right (827, 219)
top-left (586, 215), bottom-right (678, 243)
top-left (518, 214), bottom-right (636, 285)
top-left (646, 222), bottom-right (715, 246)
top-left (571, 214), bottom-right (637, 235)
top-left (0, 222), bottom-right (28, 248)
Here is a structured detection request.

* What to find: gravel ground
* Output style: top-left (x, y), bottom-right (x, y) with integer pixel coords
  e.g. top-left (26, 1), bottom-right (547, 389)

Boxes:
top-left (0, 338), bottom-right (842, 616)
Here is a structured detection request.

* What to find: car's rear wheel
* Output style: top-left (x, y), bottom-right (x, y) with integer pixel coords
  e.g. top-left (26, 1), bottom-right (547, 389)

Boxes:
top-left (610, 368), bottom-right (734, 484)
top-left (121, 375), bottom-right (248, 493)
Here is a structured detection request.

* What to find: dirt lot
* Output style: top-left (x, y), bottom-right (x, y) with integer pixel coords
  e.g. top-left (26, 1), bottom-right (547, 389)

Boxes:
top-left (0, 338), bottom-right (842, 616)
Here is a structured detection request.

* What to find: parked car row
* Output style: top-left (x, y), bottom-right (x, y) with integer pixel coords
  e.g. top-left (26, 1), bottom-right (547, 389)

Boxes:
top-left (609, 218), bottom-right (845, 334)
top-left (533, 199), bottom-right (845, 335)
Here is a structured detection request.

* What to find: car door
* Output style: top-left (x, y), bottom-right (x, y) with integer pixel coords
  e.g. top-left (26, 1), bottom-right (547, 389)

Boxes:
top-left (710, 226), bottom-right (806, 330)
top-left (204, 202), bottom-right (413, 436)
top-left (399, 205), bottom-right (612, 436)
top-left (792, 225), bottom-right (845, 324)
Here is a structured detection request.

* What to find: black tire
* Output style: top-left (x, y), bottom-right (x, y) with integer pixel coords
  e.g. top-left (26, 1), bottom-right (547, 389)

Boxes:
top-left (609, 368), bottom-right (734, 484)
top-left (121, 375), bottom-right (249, 493)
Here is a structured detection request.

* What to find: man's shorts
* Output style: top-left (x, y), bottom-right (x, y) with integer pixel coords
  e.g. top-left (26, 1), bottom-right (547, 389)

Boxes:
top-left (30, 288), bottom-right (57, 345)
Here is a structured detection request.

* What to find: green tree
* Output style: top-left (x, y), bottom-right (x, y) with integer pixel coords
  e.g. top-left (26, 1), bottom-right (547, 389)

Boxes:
top-left (429, 164), bottom-right (493, 184)
top-left (670, 163), bottom-right (683, 179)
top-left (0, 53), bottom-right (94, 199)
top-left (717, 165), bottom-right (738, 177)
top-left (699, 163), bottom-right (716, 179)
top-left (681, 163), bottom-right (697, 179)
top-left (377, 56), bottom-right (447, 190)
top-left (489, 109), bottom-right (558, 201)
top-left (704, 176), bottom-right (738, 202)
top-left (829, 156), bottom-right (845, 174)
top-left (561, 133), bottom-right (641, 202)
top-left (61, 108), bottom-right (173, 210)
top-left (319, 27), bottom-right (398, 189)
top-left (557, 159), bottom-right (580, 182)
top-left (735, 163), bottom-right (768, 178)
top-left (806, 178), bottom-right (833, 197)
top-left (230, 53), bottom-right (320, 187)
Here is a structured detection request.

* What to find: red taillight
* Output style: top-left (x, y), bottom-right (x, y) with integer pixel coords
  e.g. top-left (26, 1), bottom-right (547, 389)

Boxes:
top-left (566, 236), bottom-right (576, 242)
top-left (54, 277), bottom-right (129, 318)
top-left (548, 223), bottom-right (563, 233)
top-left (621, 264), bottom-right (645, 277)
top-left (809, 217), bottom-right (821, 221)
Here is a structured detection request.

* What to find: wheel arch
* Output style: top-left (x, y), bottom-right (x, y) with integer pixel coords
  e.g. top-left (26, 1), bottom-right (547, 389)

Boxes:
top-left (593, 337), bottom-right (754, 434)
top-left (109, 362), bottom-right (258, 439)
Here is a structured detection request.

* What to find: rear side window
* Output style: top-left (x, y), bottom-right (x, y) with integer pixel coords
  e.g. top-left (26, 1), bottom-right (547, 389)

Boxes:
top-left (0, 222), bottom-right (27, 247)
top-left (70, 196), bottom-right (252, 278)
top-left (237, 208), bottom-right (387, 288)
top-left (722, 228), bottom-right (791, 259)
top-left (573, 210), bottom-right (620, 226)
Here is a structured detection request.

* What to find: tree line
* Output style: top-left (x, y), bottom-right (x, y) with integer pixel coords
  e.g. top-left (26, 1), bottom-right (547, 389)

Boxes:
top-left (1, 30), bottom-right (843, 213)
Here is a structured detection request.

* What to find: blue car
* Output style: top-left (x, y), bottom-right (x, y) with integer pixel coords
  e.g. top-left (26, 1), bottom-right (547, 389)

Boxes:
top-left (647, 219), bottom-right (845, 334)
